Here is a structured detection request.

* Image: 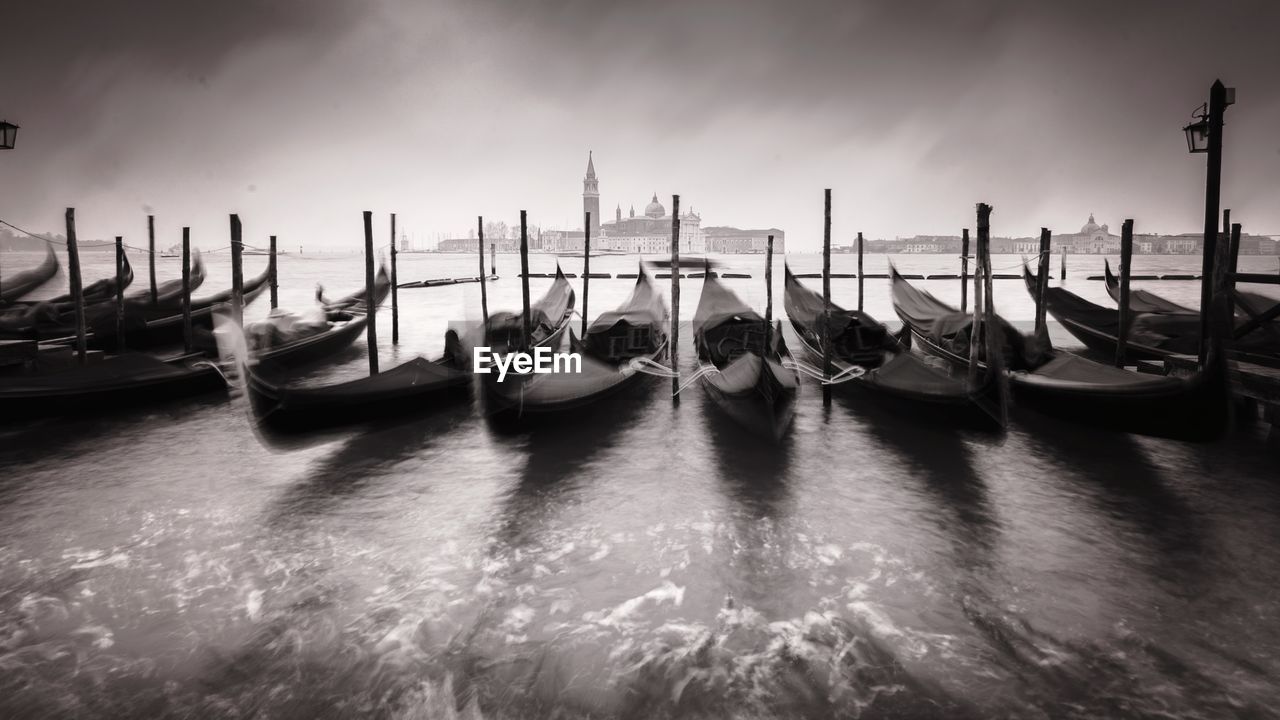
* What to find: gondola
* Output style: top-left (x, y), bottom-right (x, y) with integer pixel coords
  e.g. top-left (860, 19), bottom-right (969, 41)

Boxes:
top-left (1102, 260), bottom-right (1280, 355)
top-left (0, 243), bottom-right (59, 304)
top-left (1023, 263), bottom-right (1193, 361)
top-left (485, 267), bottom-right (666, 419)
top-left (893, 266), bottom-right (1229, 441)
top-left (0, 352), bottom-right (226, 420)
top-left (94, 259), bottom-right (272, 350)
top-left (7, 250), bottom-right (137, 310)
top-left (784, 265), bottom-right (1004, 429)
top-left (250, 266), bottom-right (391, 369)
top-left (0, 253), bottom-right (209, 343)
top-left (693, 272), bottom-right (799, 439)
top-left (213, 314), bottom-right (470, 433)
top-left (479, 266), bottom-right (576, 404)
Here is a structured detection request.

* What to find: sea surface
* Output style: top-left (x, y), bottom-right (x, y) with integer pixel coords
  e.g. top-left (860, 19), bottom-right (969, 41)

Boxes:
top-left (2, 248), bottom-right (1279, 719)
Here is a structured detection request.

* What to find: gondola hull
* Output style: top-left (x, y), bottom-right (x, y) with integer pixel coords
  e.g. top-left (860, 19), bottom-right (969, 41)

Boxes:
top-left (789, 327), bottom-right (1002, 430)
top-left (246, 357), bottom-right (471, 432)
top-left (0, 245), bottom-right (59, 304)
top-left (698, 354), bottom-right (797, 440)
top-left (0, 354), bottom-right (227, 420)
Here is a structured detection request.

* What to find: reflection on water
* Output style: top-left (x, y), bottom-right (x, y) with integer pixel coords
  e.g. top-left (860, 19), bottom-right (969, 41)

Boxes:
top-left (2, 254), bottom-right (1279, 718)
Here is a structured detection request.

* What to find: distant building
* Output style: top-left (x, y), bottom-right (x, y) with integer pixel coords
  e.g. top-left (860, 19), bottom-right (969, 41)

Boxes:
top-left (1052, 214), bottom-right (1121, 254)
top-left (703, 227), bottom-right (786, 254)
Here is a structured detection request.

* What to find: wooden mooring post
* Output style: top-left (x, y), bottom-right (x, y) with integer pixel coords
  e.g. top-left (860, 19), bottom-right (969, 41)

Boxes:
top-left (268, 235), bottom-right (279, 309)
top-left (490, 243), bottom-right (496, 279)
top-left (477, 218), bottom-right (489, 327)
top-left (960, 228), bottom-right (969, 312)
top-left (1116, 219), bottom-right (1135, 366)
top-left (147, 215), bottom-right (158, 304)
top-left (230, 214), bottom-right (244, 327)
top-left (1059, 246), bottom-right (1066, 281)
top-left (115, 236), bottom-right (126, 351)
top-left (670, 195), bottom-right (681, 404)
top-left (66, 208), bottom-right (87, 365)
top-left (764, 234), bottom-right (774, 349)
top-left (856, 230), bottom-right (864, 312)
top-left (968, 205), bottom-right (989, 390)
top-left (581, 211), bottom-right (591, 336)
top-left (362, 210), bottom-right (379, 375)
top-left (390, 213), bottom-right (399, 345)
top-left (1033, 227), bottom-right (1051, 337)
top-left (519, 211), bottom-right (531, 348)
top-left (181, 228), bottom-right (193, 353)
top-left (822, 189), bottom-right (832, 407)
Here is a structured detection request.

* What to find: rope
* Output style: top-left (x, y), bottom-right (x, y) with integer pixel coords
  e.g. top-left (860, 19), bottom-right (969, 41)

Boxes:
top-left (628, 356), bottom-right (680, 378)
top-left (673, 365), bottom-right (717, 396)
top-left (782, 358), bottom-right (867, 384)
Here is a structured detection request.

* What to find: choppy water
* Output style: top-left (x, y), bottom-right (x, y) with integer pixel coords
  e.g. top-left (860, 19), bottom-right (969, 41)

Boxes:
top-left (2, 249), bottom-right (1279, 719)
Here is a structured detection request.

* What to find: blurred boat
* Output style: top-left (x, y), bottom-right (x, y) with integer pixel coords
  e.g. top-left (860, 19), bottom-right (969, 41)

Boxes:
top-left (480, 266), bottom-right (576, 407)
top-left (252, 266), bottom-right (390, 369)
top-left (485, 267), bottom-right (666, 419)
top-left (0, 244), bottom-right (59, 304)
top-left (893, 266), bottom-right (1229, 441)
top-left (215, 315), bottom-right (470, 433)
top-left (784, 265), bottom-right (1004, 429)
top-left (693, 271), bottom-right (798, 439)
top-left (0, 352), bottom-right (225, 420)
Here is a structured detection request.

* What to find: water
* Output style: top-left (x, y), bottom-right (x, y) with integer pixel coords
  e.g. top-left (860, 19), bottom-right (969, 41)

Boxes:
top-left (2, 249), bottom-right (1279, 718)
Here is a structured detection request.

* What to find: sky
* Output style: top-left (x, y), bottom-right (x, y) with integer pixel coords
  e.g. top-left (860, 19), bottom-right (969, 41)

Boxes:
top-left (2, 0), bottom-right (1278, 251)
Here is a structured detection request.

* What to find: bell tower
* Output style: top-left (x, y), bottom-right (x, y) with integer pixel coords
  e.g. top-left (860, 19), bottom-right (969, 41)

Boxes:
top-left (583, 151), bottom-right (600, 237)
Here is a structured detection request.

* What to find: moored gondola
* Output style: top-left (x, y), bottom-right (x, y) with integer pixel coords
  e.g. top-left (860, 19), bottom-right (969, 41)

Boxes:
top-left (485, 267), bottom-right (666, 420)
top-left (213, 314), bottom-right (470, 433)
top-left (693, 272), bottom-right (799, 439)
top-left (250, 266), bottom-right (391, 369)
top-left (784, 265), bottom-right (1004, 429)
top-left (893, 266), bottom-right (1230, 441)
top-left (0, 352), bottom-right (226, 420)
top-left (479, 266), bottom-right (576, 405)
top-left (1101, 260), bottom-right (1280, 356)
top-left (0, 243), bottom-right (59, 305)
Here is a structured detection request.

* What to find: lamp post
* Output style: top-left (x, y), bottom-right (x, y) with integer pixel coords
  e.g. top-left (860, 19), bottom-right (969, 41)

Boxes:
top-left (0, 120), bottom-right (17, 150)
top-left (1184, 80), bottom-right (1234, 367)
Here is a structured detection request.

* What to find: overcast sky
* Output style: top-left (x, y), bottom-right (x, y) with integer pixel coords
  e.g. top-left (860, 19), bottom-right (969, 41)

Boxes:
top-left (2, 0), bottom-right (1278, 250)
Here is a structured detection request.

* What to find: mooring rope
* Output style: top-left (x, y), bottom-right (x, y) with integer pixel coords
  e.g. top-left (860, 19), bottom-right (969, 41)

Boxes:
top-left (782, 358), bottom-right (867, 385)
top-left (629, 356), bottom-right (681, 378)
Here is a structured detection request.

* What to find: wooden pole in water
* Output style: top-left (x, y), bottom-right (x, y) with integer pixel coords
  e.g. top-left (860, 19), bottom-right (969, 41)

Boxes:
top-left (66, 208), bottom-right (87, 365)
top-left (490, 243), bottom-right (496, 278)
top-left (1034, 227), bottom-right (1051, 336)
top-left (390, 213), bottom-right (399, 345)
top-left (581, 211), bottom-right (591, 337)
top-left (268, 235), bottom-right (279, 309)
top-left (519, 210), bottom-right (531, 348)
top-left (670, 195), bottom-right (681, 404)
top-left (229, 214), bottom-right (244, 327)
top-left (362, 210), bottom-right (379, 375)
top-left (764, 234), bottom-right (774, 349)
top-left (477, 217), bottom-right (489, 327)
top-left (1197, 80), bottom-right (1227, 369)
top-left (1059, 246), bottom-right (1066, 281)
top-left (960, 228), bottom-right (970, 312)
top-left (822, 189), bottom-right (832, 407)
top-left (181, 227), bottom-right (193, 354)
top-left (147, 215), bottom-right (158, 304)
top-left (856, 230), bottom-right (864, 312)
top-left (115, 236), bottom-right (126, 351)
top-left (1227, 222), bottom-right (1241, 322)
top-left (967, 206), bottom-right (989, 390)
top-left (1116, 219), bottom-right (1134, 367)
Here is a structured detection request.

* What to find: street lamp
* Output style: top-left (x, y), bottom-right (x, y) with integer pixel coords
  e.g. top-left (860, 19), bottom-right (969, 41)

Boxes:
top-left (0, 120), bottom-right (17, 150)
top-left (1182, 106), bottom-right (1210, 153)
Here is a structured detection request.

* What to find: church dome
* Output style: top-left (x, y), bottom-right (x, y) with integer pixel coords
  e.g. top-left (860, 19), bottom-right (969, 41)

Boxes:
top-left (644, 194), bottom-right (665, 218)
top-left (1080, 213), bottom-right (1101, 235)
